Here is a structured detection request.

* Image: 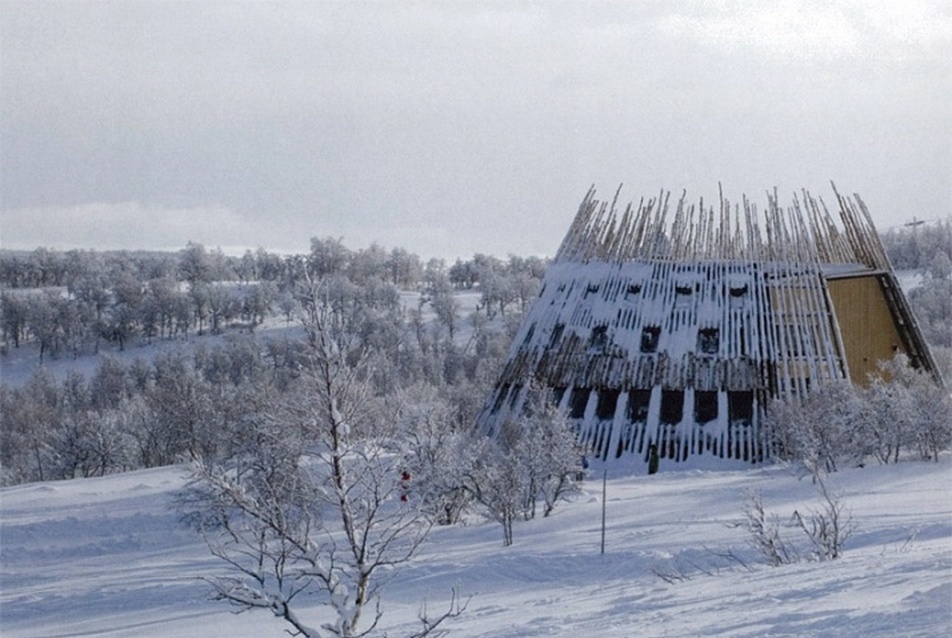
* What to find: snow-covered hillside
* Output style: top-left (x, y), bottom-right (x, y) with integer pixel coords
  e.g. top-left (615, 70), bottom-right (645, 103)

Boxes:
top-left (2, 459), bottom-right (949, 637)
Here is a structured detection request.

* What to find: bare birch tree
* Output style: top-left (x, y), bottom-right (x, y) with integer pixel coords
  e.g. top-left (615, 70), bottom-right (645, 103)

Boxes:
top-left (180, 280), bottom-right (461, 637)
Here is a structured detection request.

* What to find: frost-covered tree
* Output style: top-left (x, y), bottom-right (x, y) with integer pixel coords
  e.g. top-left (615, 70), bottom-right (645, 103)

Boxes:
top-left (464, 435), bottom-right (522, 546)
top-left (180, 282), bottom-right (461, 638)
top-left (422, 261), bottom-right (460, 341)
top-left (0, 369), bottom-right (61, 483)
top-left (764, 382), bottom-right (866, 474)
top-left (395, 386), bottom-right (474, 526)
top-left (27, 291), bottom-right (66, 363)
top-left (865, 355), bottom-right (951, 463)
top-left (508, 382), bottom-right (583, 518)
top-left (48, 407), bottom-right (135, 479)
top-left (766, 355), bottom-right (950, 470)
top-left (0, 290), bottom-right (29, 349)
top-left (466, 382), bottom-right (582, 545)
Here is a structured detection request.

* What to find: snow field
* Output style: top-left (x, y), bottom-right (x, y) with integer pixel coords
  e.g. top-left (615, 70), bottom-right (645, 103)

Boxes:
top-left (2, 459), bottom-right (949, 637)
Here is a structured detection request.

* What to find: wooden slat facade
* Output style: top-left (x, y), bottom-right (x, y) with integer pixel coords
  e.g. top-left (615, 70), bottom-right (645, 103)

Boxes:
top-left (477, 186), bottom-right (941, 472)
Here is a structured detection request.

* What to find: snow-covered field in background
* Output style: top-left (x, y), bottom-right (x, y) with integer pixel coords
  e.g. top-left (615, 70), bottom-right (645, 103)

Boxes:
top-left (2, 458), bottom-right (950, 637)
top-left (0, 290), bottom-right (486, 388)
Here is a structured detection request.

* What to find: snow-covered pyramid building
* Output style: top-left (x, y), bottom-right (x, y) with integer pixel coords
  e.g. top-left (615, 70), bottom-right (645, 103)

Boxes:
top-left (476, 185), bottom-right (940, 471)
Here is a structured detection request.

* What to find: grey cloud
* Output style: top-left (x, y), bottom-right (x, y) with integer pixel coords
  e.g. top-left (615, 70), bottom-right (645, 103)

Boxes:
top-left (2, 1), bottom-right (949, 259)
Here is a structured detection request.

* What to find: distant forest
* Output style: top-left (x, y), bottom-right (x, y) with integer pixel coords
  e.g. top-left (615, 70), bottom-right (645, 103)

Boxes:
top-left (0, 238), bottom-right (546, 485)
top-left (0, 240), bottom-right (546, 361)
top-left (881, 219), bottom-right (952, 351)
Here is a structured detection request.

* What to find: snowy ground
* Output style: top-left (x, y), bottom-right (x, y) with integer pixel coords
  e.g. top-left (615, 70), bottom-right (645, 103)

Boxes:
top-left (2, 459), bottom-right (950, 637)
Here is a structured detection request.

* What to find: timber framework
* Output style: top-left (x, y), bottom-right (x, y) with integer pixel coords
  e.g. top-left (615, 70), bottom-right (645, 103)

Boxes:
top-left (476, 184), bottom-right (941, 471)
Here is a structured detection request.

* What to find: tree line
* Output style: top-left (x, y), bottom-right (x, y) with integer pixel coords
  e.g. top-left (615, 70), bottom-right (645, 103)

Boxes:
top-left (882, 220), bottom-right (952, 355)
top-left (0, 239), bottom-right (546, 363)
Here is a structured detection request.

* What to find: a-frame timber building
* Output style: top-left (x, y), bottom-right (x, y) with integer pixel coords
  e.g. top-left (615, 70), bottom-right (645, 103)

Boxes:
top-left (476, 185), bottom-right (941, 471)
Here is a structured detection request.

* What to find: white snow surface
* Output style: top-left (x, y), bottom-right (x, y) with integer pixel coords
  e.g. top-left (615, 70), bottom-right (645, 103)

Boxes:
top-left (2, 459), bottom-right (950, 637)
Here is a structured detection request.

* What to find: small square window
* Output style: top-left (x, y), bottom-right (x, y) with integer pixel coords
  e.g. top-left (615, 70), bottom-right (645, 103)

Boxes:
top-left (596, 389), bottom-right (620, 420)
top-left (589, 325), bottom-right (609, 350)
top-left (627, 389), bottom-right (651, 423)
top-left (569, 388), bottom-right (590, 419)
top-left (660, 390), bottom-right (684, 425)
top-left (697, 328), bottom-right (719, 355)
top-left (694, 391), bottom-right (718, 424)
top-left (729, 391), bottom-right (754, 426)
top-left (641, 326), bottom-right (661, 353)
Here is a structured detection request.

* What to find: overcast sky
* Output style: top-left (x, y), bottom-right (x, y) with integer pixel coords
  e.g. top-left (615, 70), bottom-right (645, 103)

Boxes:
top-left (2, 1), bottom-right (949, 259)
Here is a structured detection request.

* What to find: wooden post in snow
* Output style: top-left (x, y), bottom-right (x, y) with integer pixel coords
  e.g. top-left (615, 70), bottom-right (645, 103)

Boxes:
top-left (600, 469), bottom-right (607, 556)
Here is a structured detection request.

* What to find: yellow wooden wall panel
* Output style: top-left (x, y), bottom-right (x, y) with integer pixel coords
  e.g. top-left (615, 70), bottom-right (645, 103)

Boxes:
top-left (826, 276), bottom-right (904, 385)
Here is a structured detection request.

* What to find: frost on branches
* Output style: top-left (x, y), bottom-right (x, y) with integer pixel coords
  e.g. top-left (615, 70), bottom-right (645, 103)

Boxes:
top-left (763, 354), bottom-right (950, 473)
top-left (178, 281), bottom-right (462, 638)
top-left (465, 381), bottom-right (583, 546)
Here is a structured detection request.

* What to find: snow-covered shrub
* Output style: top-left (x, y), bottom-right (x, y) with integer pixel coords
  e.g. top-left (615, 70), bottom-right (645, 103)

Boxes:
top-left (764, 381), bottom-right (867, 473)
top-left (864, 355), bottom-right (952, 463)
top-left (765, 357), bottom-right (950, 470)
top-left (793, 478), bottom-right (855, 561)
top-left (742, 474), bottom-right (854, 566)
top-left (466, 382), bottom-right (582, 546)
top-left (742, 489), bottom-right (796, 566)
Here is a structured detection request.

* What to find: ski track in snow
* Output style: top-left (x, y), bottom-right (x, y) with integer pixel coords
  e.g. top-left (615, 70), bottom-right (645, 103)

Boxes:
top-left (1, 459), bottom-right (950, 637)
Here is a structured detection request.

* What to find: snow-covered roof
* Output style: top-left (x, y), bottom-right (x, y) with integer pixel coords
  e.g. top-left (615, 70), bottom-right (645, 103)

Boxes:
top-left (478, 186), bottom-right (940, 470)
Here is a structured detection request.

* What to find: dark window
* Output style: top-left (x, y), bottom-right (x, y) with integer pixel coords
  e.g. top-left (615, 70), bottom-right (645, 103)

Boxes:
top-left (596, 389), bottom-right (620, 420)
top-left (549, 323), bottom-right (565, 348)
top-left (568, 387), bottom-right (590, 419)
top-left (675, 285), bottom-right (693, 296)
top-left (626, 283), bottom-right (642, 298)
top-left (589, 325), bottom-right (609, 350)
top-left (694, 391), bottom-right (718, 424)
top-left (552, 386), bottom-right (567, 406)
top-left (697, 328), bottom-right (719, 355)
top-left (584, 283), bottom-right (600, 298)
top-left (627, 389), bottom-right (651, 423)
top-left (660, 390), bottom-right (684, 425)
top-left (641, 326), bottom-right (661, 353)
top-left (729, 391), bottom-right (754, 426)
